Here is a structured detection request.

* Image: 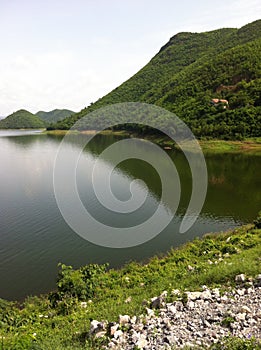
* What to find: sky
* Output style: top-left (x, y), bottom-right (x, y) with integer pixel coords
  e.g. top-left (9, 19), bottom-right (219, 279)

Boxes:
top-left (0, 0), bottom-right (260, 116)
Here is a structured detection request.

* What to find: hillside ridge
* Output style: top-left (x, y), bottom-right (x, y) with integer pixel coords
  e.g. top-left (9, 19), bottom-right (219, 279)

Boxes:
top-left (0, 109), bottom-right (45, 129)
top-left (50, 19), bottom-right (261, 139)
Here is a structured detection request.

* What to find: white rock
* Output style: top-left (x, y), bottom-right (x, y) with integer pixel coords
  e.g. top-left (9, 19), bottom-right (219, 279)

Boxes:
top-left (162, 317), bottom-right (171, 329)
top-left (160, 290), bottom-right (168, 298)
top-left (246, 287), bottom-right (255, 294)
top-left (130, 316), bottom-right (137, 324)
top-left (235, 274), bottom-right (246, 283)
top-left (255, 274), bottom-right (261, 286)
top-left (171, 289), bottom-right (180, 295)
top-left (95, 330), bottom-right (106, 338)
top-left (187, 300), bottom-right (195, 309)
top-left (119, 314), bottom-right (130, 326)
top-left (175, 301), bottom-right (184, 311)
top-left (80, 301), bottom-right (87, 308)
top-left (125, 296), bottom-right (132, 303)
top-left (167, 304), bottom-right (177, 314)
top-left (146, 308), bottom-right (155, 317)
top-left (107, 341), bottom-right (117, 349)
top-left (186, 291), bottom-right (201, 300)
top-left (220, 295), bottom-right (228, 302)
top-left (212, 288), bottom-right (220, 298)
top-left (110, 324), bottom-right (119, 336)
top-left (236, 313), bottom-right (246, 322)
top-left (240, 305), bottom-right (251, 313)
top-left (200, 290), bottom-right (212, 300)
top-left (237, 288), bottom-right (245, 296)
top-left (114, 329), bottom-right (123, 339)
top-left (135, 335), bottom-right (148, 349)
top-left (90, 320), bottom-right (105, 335)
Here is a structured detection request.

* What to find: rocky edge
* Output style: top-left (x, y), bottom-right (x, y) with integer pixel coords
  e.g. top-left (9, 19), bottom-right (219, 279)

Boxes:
top-left (89, 274), bottom-right (261, 349)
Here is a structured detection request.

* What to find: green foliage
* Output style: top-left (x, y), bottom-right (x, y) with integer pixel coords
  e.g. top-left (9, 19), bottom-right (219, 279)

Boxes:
top-left (36, 109), bottom-right (75, 123)
top-left (50, 20), bottom-right (261, 140)
top-left (0, 110), bottom-right (45, 129)
top-left (48, 263), bottom-right (108, 313)
top-left (221, 315), bottom-right (236, 328)
top-left (254, 211), bottom-right (261, 229)
top-left (210, 337), bottom-right (261, 350)
top-left (0, 225), bottom-right (260, 349)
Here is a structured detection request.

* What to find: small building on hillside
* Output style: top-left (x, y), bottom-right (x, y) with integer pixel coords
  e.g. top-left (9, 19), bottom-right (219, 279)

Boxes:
top-left (211, 98), bottom-right (229, 109)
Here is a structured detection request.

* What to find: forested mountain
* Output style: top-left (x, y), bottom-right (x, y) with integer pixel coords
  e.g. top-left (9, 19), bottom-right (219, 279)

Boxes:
top-left (50, 20), bottom-right (261, 139)
top-left (0, 110), bottom-right (45, 129)
top-left (36, 109), bottom-right (75, 123)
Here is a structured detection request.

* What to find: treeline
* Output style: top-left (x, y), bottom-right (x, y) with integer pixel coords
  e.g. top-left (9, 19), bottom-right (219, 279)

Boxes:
top-left (0, 110), bottom-right (45, 129)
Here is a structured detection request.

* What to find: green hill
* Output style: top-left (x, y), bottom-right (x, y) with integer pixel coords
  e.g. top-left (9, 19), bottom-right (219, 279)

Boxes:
top-left (0, 110), bottom-right (45, 129)
top-left (36, 109), bottom-right (75, 123)
top-left (50, 20), bottom-right (261, 139)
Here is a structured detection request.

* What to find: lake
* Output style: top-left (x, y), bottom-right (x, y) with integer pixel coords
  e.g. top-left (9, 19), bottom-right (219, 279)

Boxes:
top-left (0, 130), bottom-right (260, 300)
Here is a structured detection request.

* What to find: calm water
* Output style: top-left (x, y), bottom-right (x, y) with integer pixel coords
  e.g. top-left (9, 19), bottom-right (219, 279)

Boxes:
top-left (0, 130), bottom-right (260, 300)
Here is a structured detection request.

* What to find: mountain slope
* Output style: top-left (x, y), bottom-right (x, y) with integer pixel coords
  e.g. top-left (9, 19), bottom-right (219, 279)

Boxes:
top-left (36, 109), bottom-right (75, 123)
top-left (0, 110), bottom-right (45, 129)
top-left (50, 20), bottom-right (261, 139)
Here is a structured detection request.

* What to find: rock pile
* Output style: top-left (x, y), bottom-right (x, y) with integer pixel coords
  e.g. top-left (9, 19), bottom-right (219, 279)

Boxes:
top-left (90, 274), bottom-right (261, 349)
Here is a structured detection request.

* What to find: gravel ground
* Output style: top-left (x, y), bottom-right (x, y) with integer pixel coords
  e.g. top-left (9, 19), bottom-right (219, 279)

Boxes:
top-left (89, 274), bottom-right (261, 349)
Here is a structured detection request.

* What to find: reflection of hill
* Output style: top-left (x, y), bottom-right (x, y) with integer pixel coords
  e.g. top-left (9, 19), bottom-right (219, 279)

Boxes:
top-left (6, 132), bottom-right (259, 223)
top-left (4, 134), bottom-right (61, 149)
top-left (204, 153), bottom-right (261, 221)
top-left (62, 134), bottom-right (261, 222)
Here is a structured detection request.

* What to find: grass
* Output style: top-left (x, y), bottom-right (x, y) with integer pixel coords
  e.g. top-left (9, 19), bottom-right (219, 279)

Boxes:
top-left (0, 224), bottom-right (260, 349)
top-left (198, 138), bottom-right (261, 154)
top-left (149, 135), bottom-right (261, 154)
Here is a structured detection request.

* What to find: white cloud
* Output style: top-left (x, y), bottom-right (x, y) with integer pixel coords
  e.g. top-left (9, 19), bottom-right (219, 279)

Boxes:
top-left (0, 0), bottom-right (260, 116)
top-left (0, 46), bottom-right (150, 116)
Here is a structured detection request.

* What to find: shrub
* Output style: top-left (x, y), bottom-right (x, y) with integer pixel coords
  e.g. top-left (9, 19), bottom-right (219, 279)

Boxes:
top-left (253, 211), bottom-right (261, 229)
top-left (49, 263), bottom-right (108, 312)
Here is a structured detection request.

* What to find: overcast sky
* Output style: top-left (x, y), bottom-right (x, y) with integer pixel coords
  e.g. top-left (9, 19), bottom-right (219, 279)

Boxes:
top-left (0, 0), bottom-right (260, 116)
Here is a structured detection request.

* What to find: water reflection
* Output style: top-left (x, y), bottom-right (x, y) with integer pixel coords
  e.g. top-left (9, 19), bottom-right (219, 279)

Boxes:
top-left (0, 131), bottom-right (260, 300)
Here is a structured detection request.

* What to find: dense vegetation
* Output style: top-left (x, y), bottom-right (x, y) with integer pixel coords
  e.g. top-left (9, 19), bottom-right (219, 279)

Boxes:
top-left (0, 110), bottom-right (45, 129)
top-left (0, 109), bottom-right (75, 129)
top-left (0, 223), bottom-right (260, 349)
top-left (36, 109), bottom-right (75, 123)
top-left (50, 20), bottom-right (261, 139)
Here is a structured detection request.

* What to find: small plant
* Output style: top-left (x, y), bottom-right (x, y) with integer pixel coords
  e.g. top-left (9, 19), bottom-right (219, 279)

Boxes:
top-left (210, 336), bottom-right (261, 349)
top-left (253, 211), bottom-right (261, 229)
top-left (221, 315), bottom-right (236, 328)
top-left (49, 263), bottom-right (108, 312)
top-left (180, 292), bottom-right (188, 305)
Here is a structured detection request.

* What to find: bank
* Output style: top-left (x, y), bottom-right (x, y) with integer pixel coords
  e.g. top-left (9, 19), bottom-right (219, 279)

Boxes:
top-left (1, 219), bottom-right (260, 349)
top-left (43, 129), bottom-right (261, 154)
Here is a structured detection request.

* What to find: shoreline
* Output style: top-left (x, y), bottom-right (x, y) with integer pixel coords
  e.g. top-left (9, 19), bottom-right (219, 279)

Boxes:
top-left (43, 129), bottom-right (261, 154)
top-left (1, 222), bottom-right (260, 348)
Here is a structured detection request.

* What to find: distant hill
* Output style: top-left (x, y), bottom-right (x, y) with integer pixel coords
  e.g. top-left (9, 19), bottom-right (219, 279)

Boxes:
top-left (0, 110), bottom-right (45, 129)
top-left (36, 109), bottom-right (75, 123)
top-left (50, 20), bottom-right (261, 139)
